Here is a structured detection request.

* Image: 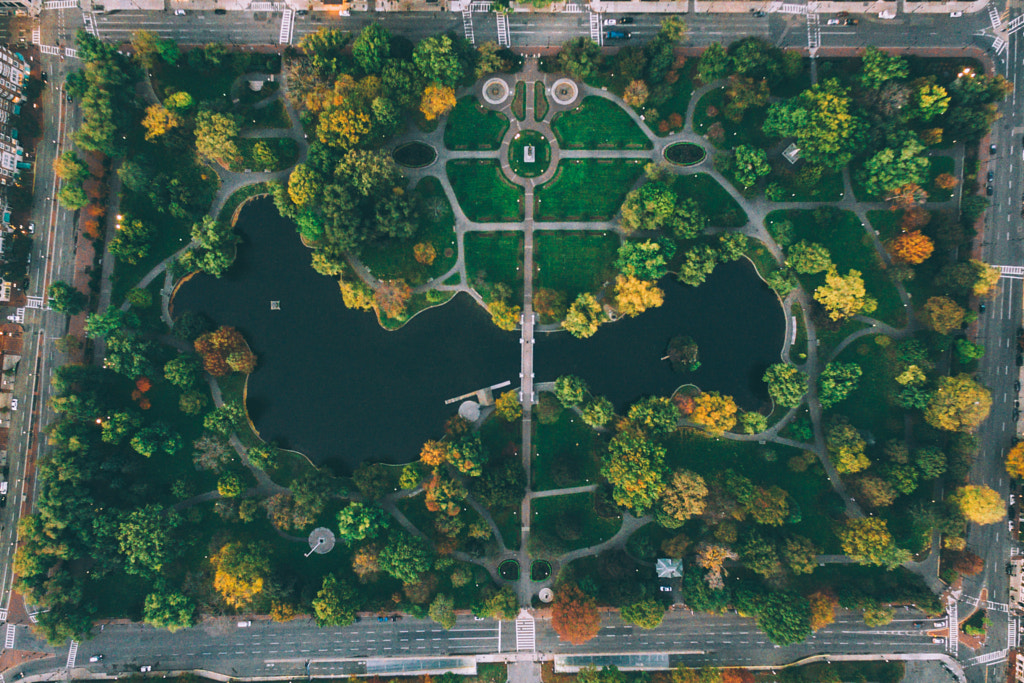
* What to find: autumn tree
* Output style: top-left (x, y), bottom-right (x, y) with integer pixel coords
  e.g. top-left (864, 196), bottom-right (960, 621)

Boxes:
top-left (924, 374), bottom-right (992, 433)
top-left (488, 300), bottom-right (521, 331)
top-left (533, 288), bottom-right (568, 321)
top-left (194, 326), bottom-right (255, 377)
top-left (696, 543), bottom-right (737, 589)
top-left (659, 469), bottom-right (707, 524)
top-left (808, 592), bottom-right (837, 631)
top-left (620, 598), bottom-right (666, 629)
top-left (886, 183), bottom-right (929, 209)
top-left (762, 79), bottom-right (864, 169)
top-left (889, 230), bottom-right (934, 265)
top-left (814, 268), bottom-right (876, 320)
top-left (919, 296), bottom-right (965, 335)
top-left (689, 391), bottom-right (738, 434)
top-left (562, 293), bottom-right (607, 339)
top-left (420, 84), bottom-right (457, 121)
top-left (950, 485), bottom-right (1005, 524)
top-left (428, 593), bottom-right (457, 629)
top-left (614, 275), bottom-right (664, 318)
top-left (413, 242), bottom-right (436, 265)
top-left (938, 259), bottom-right (1001, 297)
top-left (141, 103), bottom-right (182, 140)
top-left (551, 584), bottom-right (601, 645)
top-left (948, 550), bottom-right (984, 576)
top-left (420, 439), bottom-right (450, 468)
top-left (826, 418), bottom-right (870, 474)
top-left (194, 111), bottom-right (240, 163)
top-left (934, 173), bottom-right (959, 190)
top-left (582, 396), bottom-right (615, 429)
top-left (839, 518), bottom-right (910, 568)
top-left (375, 279), bottom-right (412, 319)
top-left (623, 80), bottom-right (649, 108)
top-left (211, 541), bottom-right (272, 608)
top-left (782, 535), bottom-right (819, 574)
top-left (53, 151), bottom-right (89, 183)
top-left (494, 390), bottom-right (522, 422)
top-left (1006, 442), bottom-right (1024, 478)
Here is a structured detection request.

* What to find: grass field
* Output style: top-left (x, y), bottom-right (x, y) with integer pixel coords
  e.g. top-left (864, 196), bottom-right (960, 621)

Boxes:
top-left (532, 409), bottom-right (605, 491)
top-left (465, 231), bottom-right (524, 302)
top-left (531, 492), bottom-right (622, 553)
top-left (767, 209), bottom-right (906, 328)
top-left (926, 155), bottom-right (956, 201)
top-left (552, 97), bottom-right (652, 150)
top-left (359, 177), bottom-right (458, 285)
top-left (446, 160), bottom-right (524, 222)
top-left (534, 231), bottom-right (620, 302)
top-left (535, 159), bottom-right (646, 221)
top-left (650, 71), bottom-right (695, 137)
top-left (443, 97), bottom-right (510, 151)
top-left (238, 98), bottom-right (291, 130)
top-left (692, 88), bottom-right (771, 150)
top-left (769, 167), bottom-right (846, 202)
top-left (832, 334), bottom-right (902, 444)
top-left (671, 173), bottom-right (748, 228)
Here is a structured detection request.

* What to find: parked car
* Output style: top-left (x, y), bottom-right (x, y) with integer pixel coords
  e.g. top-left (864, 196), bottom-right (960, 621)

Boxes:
top-left (88, 656), bottom-right (103, 663)
top-left (845, 18), bottom-right (858, 25)
top-left (27, 222), bottom-right (34, 234)
top-left (826, 18), bottom-right (841, 24)
top-left (932, 637), bottom-right (945, 644)
top-left (11, 398), bottom-right (17, 411)
top-left (950, 10), bottom-right (963, 16)
top-left (603, 17), bottom-right (617, 24)
top-left (174, 9), bottom-right (186, 15)
top-left (1016, 380), bottom-right (1021, 392)
top-left (913, 621), bottom-right (923, 627)
top-left (933, 621), bottom-right (946, 628)
top-left (605, 30), bottom-right (630, 39)
top-left (878, 9), bottom-right (896, 18)
top-left (991, 143), bottom-right (998, 154)
top-left (237, 621), bottom-right (252, 628)
top-left (753, 10), bottom-right (767, 16)
top-left (988, 170), bottom-right (995, 182)
top-left (214, 7), bottom-right (227, 13)
top-left (979, 302), bottom-right (987, 313)
top-left (837, 10), bottom-right (849, 16)
top-left (618, 16), bottom-right (634, 23)
top-left (295, 8), bottom-right (307, 14)
top-left (987, 184), bottom-right (994, 196)
top-left (140, 666), bottom-right (152, 673)
top-left (1016, 354), bottom-right (1023, 366)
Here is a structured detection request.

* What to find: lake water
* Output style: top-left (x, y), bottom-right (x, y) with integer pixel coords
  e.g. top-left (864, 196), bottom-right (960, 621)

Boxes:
top-left (174, 199), bottom-right (785, 469)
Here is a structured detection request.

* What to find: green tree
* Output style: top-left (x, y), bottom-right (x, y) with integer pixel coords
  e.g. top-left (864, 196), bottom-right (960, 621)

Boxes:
top-left (353, 23), bottom-right (392, 74)
top-left (920, 295), bottom-right (966, 335)
top-left (109, 218), bottom-right (156, 265)
top-left (861, 136), bottom-right (929, 197)
top-left (312, 574), bottom-right (359, 626)
top-left (204, 402), bottom-right (244, 436)
top-left (118, 505), bottom-right (182, 577)
top-left (557, 37), bottom-right (601, 81)
top-left (143, 590), bottom-right (196, 632)
top-left (378, 532), bottom-right (434, 584)
top-left (620, 181), bottom-right (678, 233)
top-left (677, 244), bottom-right (719, 287)
top-left (755, 593), bottom-right (811, 646)
top-left (621, 598), bottom-right (666, 629)
top-left (786, 240), bottom-right (832, 274)
top-left (47, 281), bottom-right (87, 315)
top-left (818, 362), bottom-right (863, 409)
top-left (627, 396), bottom-right (678, 435)
top-left (428, 593), bottom-right (457, 629)
top-left (129, 423), bottom-right (180, 457)
top-left (582, 396), bottom-right (615, 429)
top-left (762, 79), bottom-right (864, 169)
top-left (782, 535), bottom-right (819, 575)
top-left (101, 410), bottom-right (141, 445)
top-left (615, 240), bottom-right (674, 280)
top-left (217, 472), bottom-right (244, 498)
top-left (57, 183), bottom-right (88, 210)
top-left (762, 363), bottom-right (808, 408)
top-left (164, 354), bottom-right (203, 389)
top-left (954, 339), bottom-right (986, 364)
top-left (554, 375), bottom-right (589, 407)
top-left (481, 587), bottom-right (519, 620)
top-left (729, 144), bottom-right (770, 188)
top-left (698, 42), bottom-right (731, 82)
top-left (859, 47), bottom-right (909, 89)
top-left (337, 502), bottom-right (390, 542)
top-left (413, 34), bottom-right (467, 87)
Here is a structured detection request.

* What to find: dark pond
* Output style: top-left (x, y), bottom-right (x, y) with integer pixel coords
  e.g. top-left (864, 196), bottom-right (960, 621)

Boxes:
top-left (534, 263), bottom-right (786, 411)
top-left (174, 199), bottom-right (785, 469)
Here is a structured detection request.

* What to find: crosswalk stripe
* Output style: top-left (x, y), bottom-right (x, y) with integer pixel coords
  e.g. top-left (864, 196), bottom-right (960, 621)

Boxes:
top-left (4, 624), bottom-right (15, 649)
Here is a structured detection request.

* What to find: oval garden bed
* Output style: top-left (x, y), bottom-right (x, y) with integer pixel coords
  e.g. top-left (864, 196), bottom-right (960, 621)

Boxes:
top-left (530, 560), bottom-right (551, 582)
top-left (394, 141), bottom-right (437, 168)
top-left (499, 559), bottom-right (520, 581)
top-left (665, 142), bottom-right (706, 166)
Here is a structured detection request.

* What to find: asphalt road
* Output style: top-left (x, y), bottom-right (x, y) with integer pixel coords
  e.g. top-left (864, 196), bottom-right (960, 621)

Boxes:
top-left (2, 610), bottom-right (949, 679)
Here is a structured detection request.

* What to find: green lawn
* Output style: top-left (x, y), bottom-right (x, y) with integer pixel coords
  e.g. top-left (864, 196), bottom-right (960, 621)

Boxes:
top-left (512, 82), bottom-right (526, 121)
top-left (231, 137), bottom-right (298, 172)
top-left (446, 160), bottom-right (525, 222)
top-left (464, 231), bottom-right (524, 302)
top-left (551, 97), bottom-right (652, 150)
top-left (767, 209), bottom-right (906, 328)
top-left (153, 52), bottom-right (280, 107)
top-left (535, 159), bottom-right (646, 221)
top-left (692, 88), bottom-right (771, 150)
top-left (239, 99), bottom-right (291, 130)
top-left (534, 81), bottom-right (549, 121)
top-left (664, 430), bottom-right (842, 553)
top-left (768, 166), bottom-right (846, 202)
top-left (532, 409), bottom-right (605, 491)
top-left (671, 173), bottom-right (748, 228)
top-left (531, 492), bottom-right (622, 553)
top-left (534, 231), bottom-right (620, 302)
top-left (443, 97), bottom-right (510, 151)
top-left (832, 335), bottom-right (903, 444)
top-left (926, 155), bottom-right (956, 201)
top-left (508, 130), bottom-right (552, 178)
top-left (650, 71), bottom-right (695, 137)
top-left (359, 177), bottom-right (458, 286)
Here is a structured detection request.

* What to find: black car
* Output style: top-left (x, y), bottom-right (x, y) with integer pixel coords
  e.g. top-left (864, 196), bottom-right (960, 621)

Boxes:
top-left (66, 94), bottom-right (72, 102)
top-left (913, 621), bottom-right (924, 627)
top-left (618, 16), bottom-right (634, 23)
top-left (40, 72), bottom-right (47, 82)
top-left (214, 8), bottom-right (226, 13)
top-left (1016, 354), bottom-right (1023, 366)
top-left (753, 9), bottom-right (766, 15)
top-left (1014, 408), bottom-right (1020, 421)
top-left (991, 143), bottom-right (998, 154)
top-left (987, 184), bottom-right (994, 196)
top-left (988, 170), bottom-right (995, 182)
top-left (295, 8), bottom-right (308, 14)
top-left (980, 302), bottom-right (987, 313)
top-left (1016, 380), bottom-right (1021, 392)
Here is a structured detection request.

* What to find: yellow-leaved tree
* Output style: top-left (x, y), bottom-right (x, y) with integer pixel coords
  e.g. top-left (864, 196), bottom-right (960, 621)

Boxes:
top-left (141, 103), bottom-right (182, 141)
top-left (420, 84), bottom-right (456, 121)
top-left (950, 485), bottom-right (1005, 525)
top-left (814, 268), bottom-right (877, 320)
top-left (614, 275), bottom-right (665, 318)
top-left (888, 230), bottom-right (934, 265)
top-left (1006, 442), bottom-right (1024, 478)
top-left (212, 541), bottom-right (272, 609)
top-left (689, 391), bottom-right (738, 434)
top-left (923, 373), bottom-right (992, 433)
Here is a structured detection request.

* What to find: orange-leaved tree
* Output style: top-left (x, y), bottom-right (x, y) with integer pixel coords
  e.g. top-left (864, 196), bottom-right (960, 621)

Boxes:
top-left (888, 230), bottom-right (934, 265)
top-left (1007, 441), bottom-right (1024, 478)
top-left (551, 583), bottom-right (601, 645)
